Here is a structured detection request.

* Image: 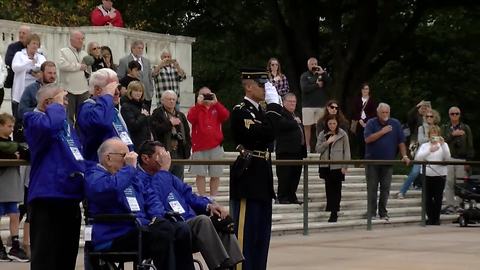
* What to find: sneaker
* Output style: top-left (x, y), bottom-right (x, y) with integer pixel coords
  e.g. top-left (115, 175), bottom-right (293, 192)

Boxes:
top-left (8, 246), bottom-right (30, 262)
top-left (0, 247), bottom-right (11, 262)
top-left (396, 192), bottom-right (405, 199)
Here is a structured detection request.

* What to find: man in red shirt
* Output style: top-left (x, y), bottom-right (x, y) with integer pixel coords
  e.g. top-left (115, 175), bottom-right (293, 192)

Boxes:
top-left (187, 87), bottom-right (230, 197)
top-left (90, 0), bottom-right (124, 27)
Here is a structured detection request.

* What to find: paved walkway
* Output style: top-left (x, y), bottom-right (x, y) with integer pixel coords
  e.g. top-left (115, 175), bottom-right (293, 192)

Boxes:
top-left (2, 224), bottom-right (479, 269)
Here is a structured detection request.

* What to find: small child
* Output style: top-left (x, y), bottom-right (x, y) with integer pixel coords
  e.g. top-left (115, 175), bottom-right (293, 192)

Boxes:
top-left (0, 113), bottom-right (29, 262)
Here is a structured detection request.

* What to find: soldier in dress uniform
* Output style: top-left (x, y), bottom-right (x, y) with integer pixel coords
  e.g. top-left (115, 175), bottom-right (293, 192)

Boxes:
top-left (230, 68), bottom-right (283, 270)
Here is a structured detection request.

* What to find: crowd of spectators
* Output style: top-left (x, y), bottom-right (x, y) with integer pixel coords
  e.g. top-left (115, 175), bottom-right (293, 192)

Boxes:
top-left (0, 6), bottom-right (476, 268)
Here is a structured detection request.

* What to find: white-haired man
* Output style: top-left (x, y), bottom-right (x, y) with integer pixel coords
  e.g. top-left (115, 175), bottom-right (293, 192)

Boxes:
top-left (364, 103), bottom-right (410, 221)
top-left (150, 90), bottom-right (191, 180)
top-left (58, 30), bottom-right (89, 124)
top-left (24, 84), bottom-right (84, 270)
top-left (77, 68), bottom-right (133, 161)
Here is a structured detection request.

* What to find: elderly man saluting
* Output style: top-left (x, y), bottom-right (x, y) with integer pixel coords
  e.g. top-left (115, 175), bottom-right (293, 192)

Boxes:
top-left (84, 138), bottom-right (194, 270)
top-left (24, 84), bottom-right (85, 270)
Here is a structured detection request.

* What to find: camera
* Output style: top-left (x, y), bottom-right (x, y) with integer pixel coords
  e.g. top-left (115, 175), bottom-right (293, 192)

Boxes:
top-left (171, 131), bottom-right (183, 141)
top-left (431, 136), bottom-right (442, 142)
top-left (313, 66), bottom-right (321, 72)
top-left (203, 93), bottom-right (214, 101)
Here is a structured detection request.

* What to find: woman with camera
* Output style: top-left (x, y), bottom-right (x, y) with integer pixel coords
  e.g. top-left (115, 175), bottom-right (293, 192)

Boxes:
top-left (415, 125), bottom-right (451, 225)
top-left (397, 109), bottom-right (441, 198)
top-left (266, 58), bottom-right (290, 97)
top-left (316, 114), bottom-right (351, 222)
top-left (151, 90), bottom-right (191, 180)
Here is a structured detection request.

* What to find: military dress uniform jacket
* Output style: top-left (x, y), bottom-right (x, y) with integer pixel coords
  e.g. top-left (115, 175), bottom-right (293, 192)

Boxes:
top-left (230, 99), bottom-right (283, 200)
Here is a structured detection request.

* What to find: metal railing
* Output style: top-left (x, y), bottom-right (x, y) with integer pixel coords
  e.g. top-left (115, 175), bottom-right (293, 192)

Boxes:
top-left (2, 158), bottom-right (479, 235)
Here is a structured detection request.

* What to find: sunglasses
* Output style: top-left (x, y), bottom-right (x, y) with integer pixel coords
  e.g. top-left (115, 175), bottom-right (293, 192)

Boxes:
top-left (92, 47), bottom-right (101, 50)
top-left (449, 112), bottom-right (460, 116)
top-left (329, 105), bottom-right (339, 110)
top-left (426, 115), bottom-right (434, 118)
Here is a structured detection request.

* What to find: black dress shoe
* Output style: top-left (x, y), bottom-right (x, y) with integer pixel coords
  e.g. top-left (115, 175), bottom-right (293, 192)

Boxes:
top-left (292, 200), bottom-right (303, 205)
top-left (328, 212), bottom-right (338, 223)
top-left (278, 200), bottom-right (290, 204)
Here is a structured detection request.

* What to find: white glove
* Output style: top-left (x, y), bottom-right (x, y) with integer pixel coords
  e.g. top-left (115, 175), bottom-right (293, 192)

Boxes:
top-left (264, 81), bottom-right (280, 104)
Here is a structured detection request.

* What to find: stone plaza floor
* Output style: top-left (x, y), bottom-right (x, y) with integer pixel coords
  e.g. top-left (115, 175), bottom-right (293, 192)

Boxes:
top-left (2, 223), bottom-right (479, 269)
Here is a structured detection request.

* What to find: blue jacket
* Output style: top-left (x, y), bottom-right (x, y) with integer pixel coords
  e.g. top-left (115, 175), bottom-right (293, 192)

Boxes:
top-left (24, 104), bottom-right (84, 202)
top-left (18, 80), bottom-right (41, 121)
top-left (85, 164), bottom-right (166, 247)
top-left (138, 169), bottom-right (211, 221)
top-left (77, 95), bottom-right (117, 162)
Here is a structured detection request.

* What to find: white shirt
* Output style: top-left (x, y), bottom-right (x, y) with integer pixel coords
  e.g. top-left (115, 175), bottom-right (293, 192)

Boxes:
top-left (12, 49), bottom-right (46, 102)
top-left (244, 96), bottom-right (260, 111)
top-left (415, 141), bottom-right (451, 176)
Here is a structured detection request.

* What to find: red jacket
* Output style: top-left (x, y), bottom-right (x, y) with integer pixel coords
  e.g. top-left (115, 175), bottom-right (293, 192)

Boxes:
top-left (187, 102), bottom-right (230, 152)
top-left (90, 6), bottom-right (124, 27)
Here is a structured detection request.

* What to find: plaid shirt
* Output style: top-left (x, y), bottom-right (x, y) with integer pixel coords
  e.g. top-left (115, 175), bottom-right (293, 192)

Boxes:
top-left (154, 65), bottom-right (186, 100)
top-left (270, 74), bottom-right (290, 96)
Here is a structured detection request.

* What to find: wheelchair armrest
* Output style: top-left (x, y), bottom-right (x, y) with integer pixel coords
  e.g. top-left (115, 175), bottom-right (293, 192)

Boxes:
top-left (90, 213), bottom-right (137, 223)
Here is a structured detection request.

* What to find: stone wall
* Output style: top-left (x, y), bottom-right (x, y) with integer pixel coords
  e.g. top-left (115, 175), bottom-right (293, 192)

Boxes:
top-left (0, 19), bottom-right (195, 112)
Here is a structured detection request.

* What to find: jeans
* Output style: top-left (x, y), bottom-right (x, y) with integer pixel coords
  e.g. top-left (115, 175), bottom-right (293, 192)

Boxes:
top-left (399, 164), bottom-right (421, 194)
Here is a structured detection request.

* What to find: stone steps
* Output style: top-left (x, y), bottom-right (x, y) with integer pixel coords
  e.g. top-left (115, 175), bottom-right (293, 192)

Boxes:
top-left (0, 153), bottom-right (431, 240)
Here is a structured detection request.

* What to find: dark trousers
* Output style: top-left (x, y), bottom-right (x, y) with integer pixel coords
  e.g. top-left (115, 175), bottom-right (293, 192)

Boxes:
top-left (109, 220), bottom-right (194, 270)
top-left (425, 175), bottom-right (446, 224)
top-left (366, 165), bottom-right (393, 217)
top-left (355, 125), bottom-right (366, 158)
top-left (0, 87), bottom-right (4, 109)
top-left (30, 199), bottom-right (81, 270)
top-left (232, 198), bottom-right (272, 270)
top-left (276, 152), bottom-right (303, 202)
top-left (324, 169), bottom-right (344, 212)
top-left (66, 91), bottom-right (90, 125)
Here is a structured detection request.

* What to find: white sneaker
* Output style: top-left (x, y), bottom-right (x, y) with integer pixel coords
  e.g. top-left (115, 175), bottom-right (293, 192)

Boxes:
top-left (396, 192), bottom-right (405, 199)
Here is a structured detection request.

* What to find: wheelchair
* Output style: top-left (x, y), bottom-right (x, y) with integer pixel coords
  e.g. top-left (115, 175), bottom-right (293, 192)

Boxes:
top-left (84, 213), bottom-right (157, 270)
top-left (84, 213), bottom-right (205, 270)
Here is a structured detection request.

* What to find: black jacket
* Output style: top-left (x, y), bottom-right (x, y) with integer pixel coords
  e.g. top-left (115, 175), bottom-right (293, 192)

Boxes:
top-left (120, 98), bottom-right (152, 151)
top-left (230, 99), bottom-right (283, 200)
top-left (150, 105), bottom-right (191, 159)
top-left (274, 107), bottom-right (307, 157)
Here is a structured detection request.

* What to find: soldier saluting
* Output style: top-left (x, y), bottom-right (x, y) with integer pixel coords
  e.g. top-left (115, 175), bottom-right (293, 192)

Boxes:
top-left (230, 68), bottom-right (283, 270)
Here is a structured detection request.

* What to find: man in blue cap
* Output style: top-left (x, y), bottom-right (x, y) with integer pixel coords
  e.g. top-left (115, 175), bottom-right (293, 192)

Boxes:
top-left (229, 68), bottom-right (283, 270)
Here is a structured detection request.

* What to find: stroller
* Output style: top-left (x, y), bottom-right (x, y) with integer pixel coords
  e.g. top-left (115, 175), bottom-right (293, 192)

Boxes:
top-left (454, 177), bottom-right (480, 227)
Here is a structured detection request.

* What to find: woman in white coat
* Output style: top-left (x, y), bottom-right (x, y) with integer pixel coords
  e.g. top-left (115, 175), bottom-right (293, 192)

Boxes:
top-left (415, 125), bottom-right (451, 225)
top-left (11, 33), bottom-right (46, 118)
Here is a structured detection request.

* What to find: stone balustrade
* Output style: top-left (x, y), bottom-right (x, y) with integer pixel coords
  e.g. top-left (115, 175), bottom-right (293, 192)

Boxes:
top-left (0, 19), bottom-right (195, 112)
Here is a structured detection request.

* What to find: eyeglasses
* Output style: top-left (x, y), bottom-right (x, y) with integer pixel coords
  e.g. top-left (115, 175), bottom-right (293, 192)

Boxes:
top-left (426, 115), bottom-right (434, 118)
top-left (329, 105), bottom-right (339, 110)
top-left (108, 153), bottom-right (127, 158)
top-left (449, 112), bottom-right (460, 116)
top-left (92, 47), bottom-right (101, 50)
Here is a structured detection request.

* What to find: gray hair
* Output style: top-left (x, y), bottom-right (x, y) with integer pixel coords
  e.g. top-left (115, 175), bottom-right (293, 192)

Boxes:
top-left (282, 92), bottom-right (297, 101)
top-left (161, 90), bottom-right (177, 101)
top-left (131, 40), bottom-right (144, 49)
top-left (97, 137), bottom-right (123, 162)
top-left (36, 83), bottom-right (61, 106)
top-left (69, 30), bottom-right (85, 39)
top-left (377, 102), bottom-right (390, 112)
top-left (89, 68), bottom-right (118, 94)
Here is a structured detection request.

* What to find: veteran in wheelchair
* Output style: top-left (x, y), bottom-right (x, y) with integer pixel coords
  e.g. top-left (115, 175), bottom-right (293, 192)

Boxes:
top-left (84, 138), bottom-right (195, 270)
